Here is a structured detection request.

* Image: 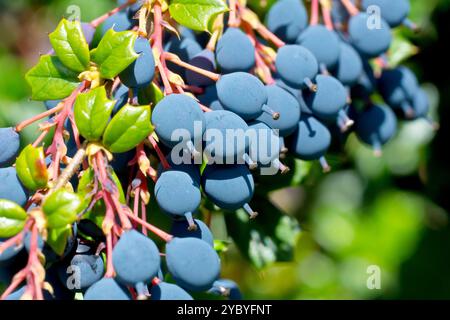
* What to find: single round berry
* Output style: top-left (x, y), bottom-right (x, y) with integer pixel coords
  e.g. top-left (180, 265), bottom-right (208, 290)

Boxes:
top-left (333, 42), bottom-right (363, 86)
top-left (266, 0), bottom-right (308, 43)
top-left (216, 28), bottom-right (255, 73)
top-left (151, 282), bottom-right (193, 300)
top-left (296, 25), bottom-right (341, 69)
top-left (152, 94), bottom-right (206, 148)
top-left (202, 164), bottom-right (254, 211)
top-left (256, 85), bottom-right (301, 137)
top-left (203, 110), bottom-right (250, 164)
top-left (216, 72), bottom-right (268, 120)
top-left (84, 278), bottom-right (131, 300)
top-left (289, 115), bottom-right (331, 160)
top-left (349, 13), bottom-right (392, 58)
top-left (112, 230), bottom-right (161, 286)
top-left (275, 45), bottom-right (318, 89)
top-left (166, 237), bottom-right (221, 292)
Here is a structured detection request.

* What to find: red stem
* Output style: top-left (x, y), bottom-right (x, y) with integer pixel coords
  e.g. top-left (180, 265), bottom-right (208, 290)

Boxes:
top-left (148, 135), bottom-right (170, 169)
top-left (163, 53), bottom-right (220, 82)
top-left (340, 0), bottom-right (359, 16)
top-left (15, 103), bottom-right (63, 132)
top-left (310, 0), bottom-right (320, 25)
top-left (124, 209), bottom-right (173, 242)
top-left (321, 1), bottom-right (335, 30)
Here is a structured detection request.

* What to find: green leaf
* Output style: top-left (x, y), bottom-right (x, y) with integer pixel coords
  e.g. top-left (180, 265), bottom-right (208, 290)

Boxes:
top-left (25, 55), bottom-right (80, 101)
top-left (138, 82), bottom-right (164, 105)
top-left (169, 0), bottom-right (229, 32)
top-left (74, 86), bottom-right (115, 141)
top-left (387, 30), bottom-right (419, 68)
top-left (213, 239), bottom-right (231, 254)
top-left (90, 29), bottom-right (138, 79)
top-left (0, 199), bottom-right (27, 238)
top-left (49, 19), bottom-right (90, 72)
top-left (77, 168), bottom-right (125, 229)
top-left (103, 104), bottom-right (153, 153)
top-left (43, 189), bottom-right (82, 229)
top-left (47, 225), bottom-right (72, 256)
top-left (225, 196), bottom-right (301, 268)
top-left (15, 145), bottom-right (48, 191)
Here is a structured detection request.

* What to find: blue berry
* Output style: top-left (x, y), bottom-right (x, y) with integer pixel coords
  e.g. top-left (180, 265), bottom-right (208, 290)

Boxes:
top-left (151, 282), bottom-right (193, 300)
top-left (203, 110), bottom-right (249, 164)
top-left (81, 23), bottom-right (96, 45)
top-left (255, 85), bottom-right (301, 137)
top-left (361, 0), bottom-right (410, 27)
top-left (209, 279), bottom-right (242, 300)
top-left (155, 169), bottom-right (202, 229)
top-left (166, 237), bottom-right (221, 292)
top-left (44, 100), bottom-right (61, 110)
top-left (112, 85), bottom-right (129, 116)
top-left (247, 121), bottom-right (287, 173)
top-left (266, 0), bottom-right (308, 43)
top-left (186, 49), bottom-right (216, 87)
top-left (170, 219), bottom-right (214, 247)
top-left (165, 36), bottom-right (202, 75)
top-left (354, 104), bottom-right (398, 153)
top-left (198, 85), bottom-right (224, 111)
top-left (119, 37), bottom-right (155, 89)
top-left (289, 115), bottom-right (331, 170)
top-left (0, 238), bottom-right (23, 266)
top-left (216, 28), bottom-right (255, 73)
top-left (378, 67), bottom-right (419, 117)
top-left (216, 72), bottom-right (268, 120)
top-left (202, 164), bottom-right (257, 217)
top-left (112, 230), bottom-right (161, 286)
top-left (152, 94), bottom-right (205, 153)
top-left (275, 45), bottom-right (318, 89)
top-left (84, 278), bottom-right (131, 300)
top-left (0, 127), bottom-right (20, 167)
top-left (100, 10), bottom-right (136, 36)
top-left (349, 13), bottom-right (392, 58)
top-left (333, 42), bottom-right (363, 86)
top-left (57, 250), bottom-right (104, 291)
top-left (296, 25), bottom-right (341, 70)
top-left (0, 167), bottom-right (28, 206)
top-left (412, 89), bottom-right (430, 119)
top-left (304, 75), bottom-right (349, 125)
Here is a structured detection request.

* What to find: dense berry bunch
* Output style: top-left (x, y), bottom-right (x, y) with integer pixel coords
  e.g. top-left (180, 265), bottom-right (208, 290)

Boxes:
top-left (0, 0), bottom-right (435, 300)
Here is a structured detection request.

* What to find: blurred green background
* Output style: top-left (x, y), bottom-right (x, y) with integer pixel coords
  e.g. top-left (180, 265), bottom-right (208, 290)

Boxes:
top-left (1, 0), bottom-right (450, 299)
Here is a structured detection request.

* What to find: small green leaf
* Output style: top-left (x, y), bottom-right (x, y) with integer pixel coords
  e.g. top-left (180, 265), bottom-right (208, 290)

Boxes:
top-left (77, 168), bottom-right (125, 229)
top-left (138, 82), bottom-right (164, 105)
top-left (387, 30), bottom-right (419, 68)
top-left (15, 145), bottom-right (48, 191)
top-left (213, 239), bottom-right (231, 254)
top-left (169, 0), bottom-right (229, 32)
top-left (25, 55), bottom-right (80, 101)
top-left (74, 86), bottom-right (115, 141)
top-left (0, 199), bottom-right (27, 238)
top-left (43, 189), bottom-right (82, 229)
top-left (47, 225), bottom-right (72, 256)
top-left (91, 29), bottom-right (138, 79)
top-left (103, 104), bottom-right (153, 153)
top-left (78, 168), bottom-right (125, 206)
top-left (49, 19), bottom-right (90, 72)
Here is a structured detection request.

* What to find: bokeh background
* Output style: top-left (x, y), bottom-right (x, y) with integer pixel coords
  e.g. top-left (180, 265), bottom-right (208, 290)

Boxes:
top-left (0, 0), bottom-right (449, 299)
